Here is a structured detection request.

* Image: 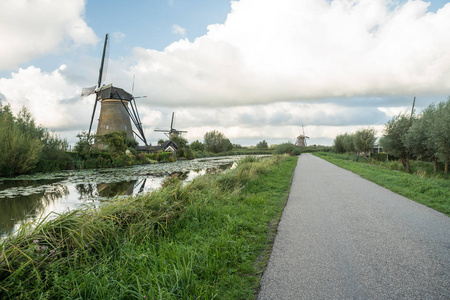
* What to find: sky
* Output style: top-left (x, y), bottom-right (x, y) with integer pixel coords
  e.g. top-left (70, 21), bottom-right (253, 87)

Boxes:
top-left (1, 0), bottom-right (450, 147)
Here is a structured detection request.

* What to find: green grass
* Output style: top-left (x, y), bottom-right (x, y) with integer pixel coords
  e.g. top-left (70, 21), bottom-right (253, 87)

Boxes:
top-left (314, 152), bottom-right (450, 217)
top-left (0, 155), bottom-right (297, 299)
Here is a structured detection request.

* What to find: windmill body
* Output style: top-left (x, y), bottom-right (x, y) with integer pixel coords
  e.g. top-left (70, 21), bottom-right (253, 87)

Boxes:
top-left (296, 135), bottom-right (309, 147)
top-left (96, 84), bottom-right (134, 140)
top-left (296, 125), bottom-right (309, 148)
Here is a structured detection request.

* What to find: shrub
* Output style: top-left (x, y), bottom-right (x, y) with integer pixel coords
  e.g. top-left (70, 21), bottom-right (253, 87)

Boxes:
top-left (256, 140), bottom-right (268, 149)
top-left (274, 142), bottom-right (301, 156)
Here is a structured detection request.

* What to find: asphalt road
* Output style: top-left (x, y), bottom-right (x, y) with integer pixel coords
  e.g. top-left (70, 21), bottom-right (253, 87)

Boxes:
top-left (258, 154), bottom-right (450, 299)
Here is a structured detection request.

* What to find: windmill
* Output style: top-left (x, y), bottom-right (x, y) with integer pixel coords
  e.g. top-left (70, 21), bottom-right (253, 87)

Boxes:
top-left (296, 125), bottom-right (309, 148)
top-left (81, 33), bottom-right (148, 146)
top-left (154, 112), bottom-right (187, 138)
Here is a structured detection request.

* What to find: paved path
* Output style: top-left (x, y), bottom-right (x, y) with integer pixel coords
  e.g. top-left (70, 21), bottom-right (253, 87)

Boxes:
top-left (258, 154), bottom-right (450, 299)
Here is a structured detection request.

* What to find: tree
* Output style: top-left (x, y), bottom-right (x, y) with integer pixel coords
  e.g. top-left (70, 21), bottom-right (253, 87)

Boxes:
top-left (342, 133), bottom-right (356, 153)
top-left (430, 99), bottom-right (450, 174)
top-left (97, 131), bottom-right (137, 154)
top-left (333, 134), bottom-right (346, 154)
top-left (354, 128), bottom-right (377, 156)
top-left (380, 113), bottom-right (414, 173)
top-left (256, 140), bottom-right (268, 149)
top-left (222, 138), bottom-right (233, 152)
top-left (405, 105), bottom-right (439, 172)
top-left (0, 105), bottom-right (43, 176)
top-left (170, 134), bottom-right (188, 149)
top-left (190, 140), bottom-right (204, 152)
top-left (74, 131), bottom-right (95, 158)
top-left (204, 130), bottom-right (232, 153)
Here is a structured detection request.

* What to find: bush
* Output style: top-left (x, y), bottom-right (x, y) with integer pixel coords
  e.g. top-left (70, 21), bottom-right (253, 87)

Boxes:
top-left (256, 140), bottom-right (268, 149)
top-left (372, 153), bottom-right (388, 162)
top-left (190, 140), bottom-right (204, 152)
top-left (274, 142), bottom-right (301, 156)
top-left (204, 130), bottom-right (233, 153)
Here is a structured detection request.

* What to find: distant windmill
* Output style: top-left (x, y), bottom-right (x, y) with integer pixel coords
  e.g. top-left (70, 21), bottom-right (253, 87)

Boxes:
top-left (81, 33), bottom-right (147, 146)
top-left (296, 125), bottom-right (309, 148)
top-left (154, 112), bottom-right (187, 138)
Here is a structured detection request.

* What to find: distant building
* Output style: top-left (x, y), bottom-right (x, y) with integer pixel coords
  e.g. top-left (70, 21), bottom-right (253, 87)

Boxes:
top-left (296, 135), bottom-right (309, 148)
top-left (136, 140), bottom-right (178, 155)
top-left (372, 144), bottom-right (383, 154)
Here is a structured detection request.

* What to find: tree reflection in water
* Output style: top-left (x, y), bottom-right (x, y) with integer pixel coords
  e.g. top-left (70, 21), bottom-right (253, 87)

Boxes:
top-left (0, 184), bottom-right (68, 237)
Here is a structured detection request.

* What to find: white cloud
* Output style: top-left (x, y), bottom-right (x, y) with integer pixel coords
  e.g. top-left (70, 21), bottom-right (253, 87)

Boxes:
top-left (2, 0), bottom-right (447, 147)
top-left (171, 24), bottom-right (187, 36)
top-left (130, 0), bottom-right (450, 106)
top-left (0, 0), bottom-right (97, 70)
top-left (139, 100), bottom-right (392, 146)
top-left (0, 65), bottom-right (90, 130)
top-left (0, 63), bottom-right (417, 146)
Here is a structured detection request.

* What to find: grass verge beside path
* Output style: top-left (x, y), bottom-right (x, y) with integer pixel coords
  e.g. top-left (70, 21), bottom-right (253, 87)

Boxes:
top-left (314, 152), bottom-right (450, 217)
top-left (0, 155), bottom-right (298, 299)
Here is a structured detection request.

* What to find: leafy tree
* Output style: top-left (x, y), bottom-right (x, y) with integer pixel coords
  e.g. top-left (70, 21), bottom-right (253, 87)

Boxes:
top-left (354, 128), bottom-right (377, 155)
top-left (333, 134), bottom-right (346, 154)
top-left (36, 131), bottom-right (71, 172)
top-left (405, 105), bottom-right (439, 172)
top-left (430, 99), bottom-right (450, 174)
top-left (170, 134), bottom-right (188, 149)
top-left (204, 130), bottom-right (232, 153)
top-left (74, 131), bottom-right (95, 158)
top-left (380, 113), bottom-right (414, 173)
top-left (97, 131), bottom-right (137, 154)
top-left (0, 105), bottom-right (43, 176)
top-left (157, 139), bottom-right (165, 146)
top-left (342, 133), bottom-right (356, 153)
top-left (222, 138), bottom-right (233, 152)
top-left (190, 140), bottom-right (204, 152)
top-left (256, 140), bottom-right (268, 149)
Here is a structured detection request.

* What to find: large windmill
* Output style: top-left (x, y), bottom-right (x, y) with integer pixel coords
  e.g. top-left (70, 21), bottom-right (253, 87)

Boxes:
top-left (81, 34), bottom-right (147, 146)
top-left (154, 112), bottom-right (187, 138)
top-left (296, 125), bottom-right (309, 148)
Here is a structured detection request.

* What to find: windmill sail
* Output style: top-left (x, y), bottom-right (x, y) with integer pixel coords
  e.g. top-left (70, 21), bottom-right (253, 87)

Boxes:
top-left (81, 86), bottom-right (96, 97)
top-left (87, 33), bottom-right (109, 138)
top-left (154, 112), bottom-right (188, 138)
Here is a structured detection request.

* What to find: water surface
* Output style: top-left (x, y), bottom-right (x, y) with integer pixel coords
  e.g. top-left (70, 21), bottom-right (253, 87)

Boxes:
top-left (0, 156), bottom-right (240, 237)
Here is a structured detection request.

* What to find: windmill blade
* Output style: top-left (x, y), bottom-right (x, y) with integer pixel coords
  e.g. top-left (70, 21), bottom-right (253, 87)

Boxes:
top-left (87, 97), bottom-right (99, 138)
top-left (87, 33), bottom-right (109, 138)
top-left (97, 33), bottom-right (109, 88)
top-left (81, 86), bottom-right (96, 97)
top-left (154, 129), bottom-right (169, 132)
top-left (170, 112), bottom-right (175, 130)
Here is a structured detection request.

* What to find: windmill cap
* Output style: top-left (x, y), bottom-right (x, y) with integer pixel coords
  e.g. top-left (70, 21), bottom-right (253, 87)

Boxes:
top-left (98, 84), bottom-right (133, 101)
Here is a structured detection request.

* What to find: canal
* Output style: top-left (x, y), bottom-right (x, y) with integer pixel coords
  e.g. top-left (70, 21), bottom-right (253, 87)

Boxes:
top-left (0, 156), bottom-right (241, 237)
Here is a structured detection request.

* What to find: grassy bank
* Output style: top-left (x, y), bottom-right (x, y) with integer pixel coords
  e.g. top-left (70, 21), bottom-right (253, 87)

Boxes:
top-left (0, 155), bottom-right (298, 299)
top-left (314, 152), bottom-right (450, 216)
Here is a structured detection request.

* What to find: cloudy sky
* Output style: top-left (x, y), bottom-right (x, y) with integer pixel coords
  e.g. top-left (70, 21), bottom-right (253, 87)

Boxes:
top-left (1, 0), bottom-right (449, 147)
